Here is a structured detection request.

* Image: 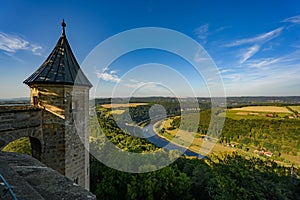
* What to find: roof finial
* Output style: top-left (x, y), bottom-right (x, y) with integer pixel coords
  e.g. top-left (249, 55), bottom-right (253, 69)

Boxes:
top-left (61, 19), bottom-right (66, 36)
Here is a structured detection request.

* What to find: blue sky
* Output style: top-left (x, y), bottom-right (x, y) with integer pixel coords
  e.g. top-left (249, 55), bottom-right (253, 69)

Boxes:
top-left (1, 0), bottom-right (300, 98)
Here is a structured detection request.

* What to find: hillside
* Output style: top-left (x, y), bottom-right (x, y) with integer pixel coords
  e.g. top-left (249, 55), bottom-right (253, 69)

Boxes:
top-left (156, 105), bottom-right (300, 167)
top-left (88, 102), bottom-right (300, 199)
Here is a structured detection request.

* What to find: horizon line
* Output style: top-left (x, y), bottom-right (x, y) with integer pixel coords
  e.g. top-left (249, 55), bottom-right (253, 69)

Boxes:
top-left (1, 95), bottom-right (300, 101)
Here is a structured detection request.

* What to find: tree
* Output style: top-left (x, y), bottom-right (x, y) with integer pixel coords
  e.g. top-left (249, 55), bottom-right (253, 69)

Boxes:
top-left (126, 166), bottom-right (192, 200)
top-left (206, 152), bottom-right (296, 200)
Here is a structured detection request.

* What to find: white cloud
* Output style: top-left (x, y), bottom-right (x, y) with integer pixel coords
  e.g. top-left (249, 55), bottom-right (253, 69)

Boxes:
top-left (194, 24), bottom-right (209, 43)
top-left (96, 68), bottom-right (121, 83)
top-left (95, 68), bottom-right (164, 92)
top-left (223, 63), bottom-right (300, 96)
top-left (240, 45), bottom-right (260, 64)
top-left (262, 44), bottom-right (274, 51)
top-left (246, 57), bottom-right (281, 68)
top-left (193, 49), bottom-right (210, 63)
top-left (291, 44), bottom-right (300, 49)
top-left (222, 73), bottom-right (241, 82)
top-left (123, 78), bottom-right (149, 89)
top-left (281, 49), bottom-right (300, 63)
top-left (0, 32), bottom-right (43, 56)
top-left (0, 32), bottom-right (29, 52)
top-left (109, 70), bottom-right (117, 74)
top-left (243, 50), bottom-right (300, 71)
top-left (224, 27), bottom-right (283, 64)
top-left (218, 69), bottom-right (233, 74)
top-left (215, 26), bottom-right (231, 33)
top-left (224, 50), bottom-right (300, 95)
top-left (282, 15), bottom-right (300, 24)
top-left (125, 81), bottom-right (169, 96)
top-left (31, 44), bottom-right (43, 56)
top-left (225, 27), bottom-right (283, 47)
top-left (123, 81), bottom-right (144, 88)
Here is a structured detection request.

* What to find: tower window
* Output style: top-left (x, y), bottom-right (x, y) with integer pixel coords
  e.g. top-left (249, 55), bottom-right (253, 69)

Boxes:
top-left (71, 100), bottom-right (78, 112)
top-left (33, 96), bottom-right (39, 106)
top-left (69, 102), bottom-right (72, 113)
top-left (74, 177), bottom-right (79, 184)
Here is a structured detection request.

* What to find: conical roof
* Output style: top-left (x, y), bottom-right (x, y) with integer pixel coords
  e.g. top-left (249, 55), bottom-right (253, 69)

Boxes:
top-left (24, 20), bottom-right (92, 88)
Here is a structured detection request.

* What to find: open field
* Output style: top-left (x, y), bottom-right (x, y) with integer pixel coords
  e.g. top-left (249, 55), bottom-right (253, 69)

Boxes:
top-left (110, 109), bottom-right (125, 114)
top-left (281, 153), bottom-right (300, 167)
top-left (154, 118), bottom-right (199, 150)
top-left (221, 105), bottom-right (299, 120)
top-left (101, 103), bottom-right (148, 108)
top-left (288, 106), bottom-right (300, 113)
top-left (154, 118), bottom-right (237, 157)
top-left (155, 123), bottom-right (239, 157)
top-left (221, 111), bottom-right (277, 120)
top-left (231, 106), bottom-right (292, 113)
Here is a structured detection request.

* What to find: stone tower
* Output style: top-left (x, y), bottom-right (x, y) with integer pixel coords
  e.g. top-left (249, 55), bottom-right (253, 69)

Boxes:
top-left (23, 20), bottom-right (92, 190)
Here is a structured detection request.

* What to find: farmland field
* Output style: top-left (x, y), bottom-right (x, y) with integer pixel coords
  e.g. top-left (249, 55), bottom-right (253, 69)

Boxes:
top-left (288, 106), bottom-right (300, 113)
top-left (100, 103), bottom-right (148, 108)
top-left (110, 109), bottom-right (125, 114)
top-left (231, 106), bottom-right (292, 113)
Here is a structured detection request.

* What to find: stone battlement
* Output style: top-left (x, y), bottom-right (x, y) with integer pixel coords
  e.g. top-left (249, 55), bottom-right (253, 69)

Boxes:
top-left (0, 151), bottom-right (95, 199)
top-left (0, 106), bottom-right (41, 133)
top-left (0, 105), bottom-right (38, 113)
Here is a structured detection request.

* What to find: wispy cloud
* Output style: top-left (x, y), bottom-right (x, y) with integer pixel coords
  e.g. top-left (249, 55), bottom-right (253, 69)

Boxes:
top-left (215, 26), bottom-right (231, 33)
top-left (281, 49), bottom-right (300, 63)
top-left (0, 32), bottom-right (43, 56)
top-left (224, 27), bottom-right (283, 64)
top-left (217, 68), bottom-right (233, 74)
top-left (222, 73), bottom-right (241, 81)
top-left (194, 24), bottom-right (232, 46)
top-left (225, 27), bottom-right (283, 47)
top-left (240, 45), bottom-right (260, 64)
top-left (194, 24), bottom-right (209, 43)
top-left (291, 44), bottom-right (300, 49)
top-left (282, 15), bottom-right (300, 24)
top-left (123, 79), bottom-right (145, 88)
top-left (220, 48), bottom-right (300, 95)
top-left (96, 68), bottom-right (121, 83)
top-left (126, 81), bottom-right (169, 96)
top-left (193, 48), bottom-right (210, 63)
top-left (222, 58), bottom-right (300, 96)
top-left (0, 33), bottom-right (28, 52)
top-left (246, 57), bottom-right (281, 68)
top-left (244, 49), bottom-right (300, 70)
top-left (95, 68), bottom-right (162, 92)
top-left (31, 44), bottom-right (43, 56)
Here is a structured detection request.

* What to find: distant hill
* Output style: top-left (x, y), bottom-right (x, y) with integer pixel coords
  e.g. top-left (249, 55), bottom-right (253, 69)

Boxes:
top-left (0, 97), bottom-right (30, 105)
top-left (93, 96), bottom-right (300, 107)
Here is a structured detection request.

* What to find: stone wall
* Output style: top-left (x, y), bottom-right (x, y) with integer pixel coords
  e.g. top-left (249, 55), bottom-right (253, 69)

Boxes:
top-left (0, 106), bottom-right (42, 149)
top-left (0, 151), bottom-right (95, 199)
top-left (29, 84), bottom-right (90, 190)
top-left (67, 85), bottom-right (90, 189)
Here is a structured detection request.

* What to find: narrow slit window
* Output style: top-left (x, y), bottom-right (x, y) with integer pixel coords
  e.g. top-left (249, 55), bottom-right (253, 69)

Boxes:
top-left (33, 96), bottom-right (39, 106)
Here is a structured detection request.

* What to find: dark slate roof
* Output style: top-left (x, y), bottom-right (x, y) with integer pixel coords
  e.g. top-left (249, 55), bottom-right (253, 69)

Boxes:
top-left (24, 20), bottom-right (92, 88)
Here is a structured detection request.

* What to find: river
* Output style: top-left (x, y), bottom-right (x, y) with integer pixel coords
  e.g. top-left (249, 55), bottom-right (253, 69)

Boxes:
top-left (126, 123), bottom-right (204, 158)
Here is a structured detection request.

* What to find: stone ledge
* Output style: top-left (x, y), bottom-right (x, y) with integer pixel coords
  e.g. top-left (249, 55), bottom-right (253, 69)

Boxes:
top-left (0, 152), bottom-right (95, 200)
top-left (0, 106), bottom-right (40, 113)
